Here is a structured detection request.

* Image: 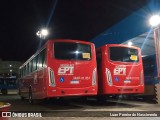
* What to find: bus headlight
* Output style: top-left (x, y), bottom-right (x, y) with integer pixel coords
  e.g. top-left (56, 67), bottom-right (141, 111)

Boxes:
top-left (106, 68), bottom-right (113, 86)
top-left (48, 67), bottom-right (56, 87)
top-left (92, 68), bottom-right (97, 86)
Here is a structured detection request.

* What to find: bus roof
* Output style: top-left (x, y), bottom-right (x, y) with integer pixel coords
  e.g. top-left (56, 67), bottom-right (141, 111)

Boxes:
top-left (97, 44), bottom-right (140, 50)
top-left (47, 39), bottom-right (94, 45)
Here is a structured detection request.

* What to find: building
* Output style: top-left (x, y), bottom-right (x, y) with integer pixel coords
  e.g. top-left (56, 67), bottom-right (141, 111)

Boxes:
top-left (0, 59), bottom-right (22, 77)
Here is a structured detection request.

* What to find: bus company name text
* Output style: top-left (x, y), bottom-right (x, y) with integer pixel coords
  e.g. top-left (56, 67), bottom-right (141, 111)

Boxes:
top-left (58, 64), bottom-right (74, 75)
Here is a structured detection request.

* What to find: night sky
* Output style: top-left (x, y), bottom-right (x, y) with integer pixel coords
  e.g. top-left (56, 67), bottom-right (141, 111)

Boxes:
top-left (0, 0), bottom-right (148, 61)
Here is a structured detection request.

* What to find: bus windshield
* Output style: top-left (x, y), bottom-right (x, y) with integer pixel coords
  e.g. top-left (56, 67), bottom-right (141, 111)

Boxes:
top-left (109, 47), bottom-right (139, 62)
top-left (54, 42), bottom-right (92, 60)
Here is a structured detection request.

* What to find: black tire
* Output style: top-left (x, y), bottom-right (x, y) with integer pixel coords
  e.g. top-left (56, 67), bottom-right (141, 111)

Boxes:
top-left (19, 89), bottom-right (25, 100)
top-left (97, 95), bottom-right (107, 103)
top-left (1, 89), bottom-right (8, 95)
top-left (29, 88), bottom-right (34, 104)
top-left (79, 97), bottom-right (88, 102)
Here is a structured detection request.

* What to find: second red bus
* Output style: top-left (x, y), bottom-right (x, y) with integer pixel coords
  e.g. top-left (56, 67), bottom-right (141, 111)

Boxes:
top-left (96, 44), bottom-right (144, 97)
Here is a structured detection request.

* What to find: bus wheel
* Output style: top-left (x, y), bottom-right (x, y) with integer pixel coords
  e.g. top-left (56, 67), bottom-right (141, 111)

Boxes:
top-left (1, 89), bottom-right (8, 95)
top-left (97, 95), bottom-right (107, 103)
top-left (29, 88), bottom-right (33, 104)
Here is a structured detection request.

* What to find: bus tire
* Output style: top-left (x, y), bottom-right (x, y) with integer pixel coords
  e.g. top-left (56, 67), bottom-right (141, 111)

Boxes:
top-left (1, 89), bottom-right (8, 95)
top-left (97, 95), bottom-right (107, 103)
top-left (29, 88), bottom-right (34, 104)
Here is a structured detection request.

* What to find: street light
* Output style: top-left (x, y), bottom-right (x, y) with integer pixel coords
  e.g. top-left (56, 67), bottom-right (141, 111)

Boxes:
top-left (36, 29), bottom-right (49, 39)
top-left (149, 15), bottom-right (160, 27)
top-left (128, 41), bottom-right (133, 46)
top-left (41, 29), bottom-right (48, 36)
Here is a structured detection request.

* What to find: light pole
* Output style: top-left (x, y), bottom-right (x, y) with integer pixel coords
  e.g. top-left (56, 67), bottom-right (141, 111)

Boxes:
top-left (9, 64), bottom-right (12, 77)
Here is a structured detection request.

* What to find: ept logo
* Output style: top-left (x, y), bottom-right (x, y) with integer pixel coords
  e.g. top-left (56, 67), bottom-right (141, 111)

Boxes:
top-left (114, 65), bottom-right (126, 75)
top-left (58, 64), bottom-right (74, 75)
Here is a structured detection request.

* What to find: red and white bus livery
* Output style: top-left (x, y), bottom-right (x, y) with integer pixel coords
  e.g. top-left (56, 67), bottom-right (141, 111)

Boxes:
top-left (19, 39), bottom-right (97, 103)
top-left (96, 44), bottom-right (144, 95)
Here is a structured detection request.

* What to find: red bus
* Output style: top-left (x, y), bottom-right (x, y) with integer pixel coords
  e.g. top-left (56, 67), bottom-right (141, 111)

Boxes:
top-left (19, 39), bottom-right (97, 103)
top-left (96, 44), bottom-right (144, 97)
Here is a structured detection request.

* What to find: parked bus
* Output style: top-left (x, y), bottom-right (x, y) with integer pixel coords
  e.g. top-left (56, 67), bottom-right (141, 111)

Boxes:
top-left (0, 76), bottom-right (17, 95)
top-left (96, 44), bottom-right (144, 98)
top-left (19, 39), bottom-right (97, 103)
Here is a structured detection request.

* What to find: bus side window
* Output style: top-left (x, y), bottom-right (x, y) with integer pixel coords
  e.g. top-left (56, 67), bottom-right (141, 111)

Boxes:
top-left (26, 63), bottom-right (29, 74)
top-left (33, 56), bottom-right (38, 71)
top-left (37, 49), bottom-right (46, 69)
top-left (19, 69), bottom-right (21, 78)
top-left (23, 66), bottom-right (25, 76)
top-left (21, 68), bottom-right (23, 77)
top-left (31, 60), bottom-right (34, 72)
top-left (42, 49), bottom-right (46, 67)
top-left (24, 66), bottom-right (26, 76)
top-left (37, 54), bottom-right (41, 70)
top-left (20, 69), bottom-right (22, 78)
top-left (29, 60), bottom-right (33, 73)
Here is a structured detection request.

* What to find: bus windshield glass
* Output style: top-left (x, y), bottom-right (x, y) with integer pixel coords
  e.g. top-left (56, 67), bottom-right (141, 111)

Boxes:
top-left (109, 47), bottom-right (139, 62)
top-left (54, 42), bottom-right (92, 60)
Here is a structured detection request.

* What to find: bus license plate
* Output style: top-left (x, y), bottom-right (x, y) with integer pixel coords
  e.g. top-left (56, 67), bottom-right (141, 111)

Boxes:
top-left (70, 80), bottom-right (79, 84)
top-left (124, 79), bottom-right (131, 83)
